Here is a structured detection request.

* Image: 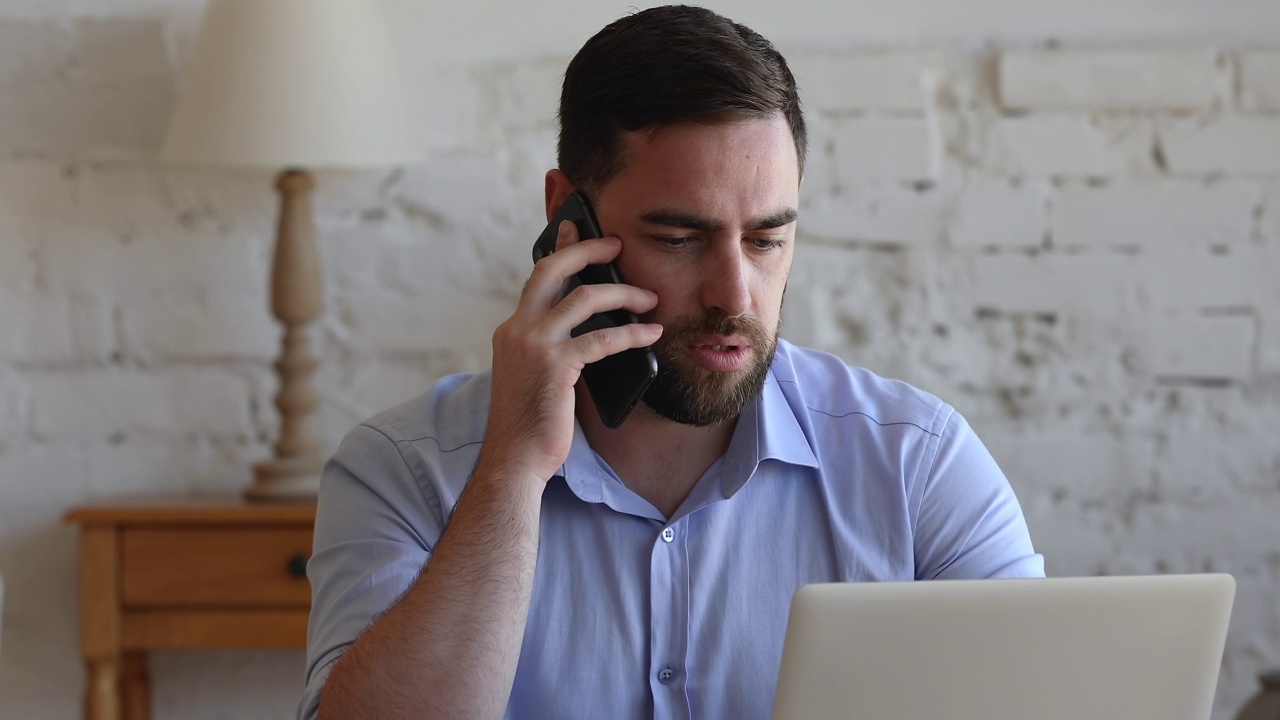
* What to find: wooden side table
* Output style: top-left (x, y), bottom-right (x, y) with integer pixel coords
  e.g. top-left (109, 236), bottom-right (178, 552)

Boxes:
top-left (65, 497), bottom-right (316, 720)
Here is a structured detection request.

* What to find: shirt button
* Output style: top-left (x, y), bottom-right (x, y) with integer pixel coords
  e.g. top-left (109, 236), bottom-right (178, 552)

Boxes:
top-left (658, 667), bottom-right (675, 684)
top-left (661, 527), bottom-right (675, 543)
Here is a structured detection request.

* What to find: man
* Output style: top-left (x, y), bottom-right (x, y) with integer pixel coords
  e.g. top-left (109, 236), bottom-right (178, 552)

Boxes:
top-left (299, 6), bottom-right (1043, 720)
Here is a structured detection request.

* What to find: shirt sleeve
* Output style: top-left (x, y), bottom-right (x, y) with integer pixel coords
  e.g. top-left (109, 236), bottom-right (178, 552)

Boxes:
top-left (296, 423), bottom-right (445, 720)
top-left (912, 408), bottom-right (1045, 580)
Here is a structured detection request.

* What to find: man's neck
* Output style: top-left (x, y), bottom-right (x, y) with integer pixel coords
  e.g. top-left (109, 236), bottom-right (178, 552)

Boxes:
top-left (575, 383), bottom-right (736, 519)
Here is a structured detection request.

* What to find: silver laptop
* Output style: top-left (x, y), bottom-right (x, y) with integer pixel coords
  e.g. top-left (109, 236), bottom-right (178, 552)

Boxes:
top-left (771, 574), bottom-right (1235, 720)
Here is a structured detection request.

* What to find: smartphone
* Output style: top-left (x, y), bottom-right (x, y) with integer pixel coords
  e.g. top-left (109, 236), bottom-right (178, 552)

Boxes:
top-left (532, 191), bottom-right (659, 429)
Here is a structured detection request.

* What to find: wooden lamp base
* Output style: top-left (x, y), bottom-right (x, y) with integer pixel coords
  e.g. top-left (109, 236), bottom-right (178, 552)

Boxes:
top-left (244, 168), bottom-right (325, 502)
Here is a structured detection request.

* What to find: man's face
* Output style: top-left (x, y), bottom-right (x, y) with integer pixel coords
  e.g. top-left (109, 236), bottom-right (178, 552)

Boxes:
top-left (591, 113), bottom-right (800, 426)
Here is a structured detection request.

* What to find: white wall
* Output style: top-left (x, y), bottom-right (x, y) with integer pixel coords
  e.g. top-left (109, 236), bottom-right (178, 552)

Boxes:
top-left (1, 1), bottom-right (1278, 719)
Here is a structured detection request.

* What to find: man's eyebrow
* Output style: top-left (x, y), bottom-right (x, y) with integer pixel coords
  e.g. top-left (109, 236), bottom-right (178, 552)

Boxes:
top-left (639, 207), bottom-right (798, 233)
top-left (747, 207), bottom-right (798, 231)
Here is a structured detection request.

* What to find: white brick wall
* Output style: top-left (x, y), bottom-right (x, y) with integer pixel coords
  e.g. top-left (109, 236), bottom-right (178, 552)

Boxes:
top-left (998, 50), bottom-right (1223, 111)
top-left (829, 115), bottom-right (941, 181)
top-left (800, 183), bottom-right (949, 245)
top-left (791, 51), bottom-right (940, 111)
top-left (950, 177), bottom-right (1047, 248)
top-left (966, 253), bottom-right (1137, 316)
top-left (1160, 117), bottom-right (1280, 175)
top-left (2, 5), bottom-right (1279, 720)
top-left (984, 115), bottom-right (1156, 178)
top-left (1050, 181), bottom-right (1259, 248)
top-left (29, 368), bottom-right (254, 441)
top-left (1149, 314), bottom-right (1256, 381)
top-left (1238, 51), bottom-right (1280, 112)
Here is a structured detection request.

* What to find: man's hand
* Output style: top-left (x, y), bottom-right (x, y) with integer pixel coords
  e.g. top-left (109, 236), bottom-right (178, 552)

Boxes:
top-left (478, 219), bottom-right (662, 486)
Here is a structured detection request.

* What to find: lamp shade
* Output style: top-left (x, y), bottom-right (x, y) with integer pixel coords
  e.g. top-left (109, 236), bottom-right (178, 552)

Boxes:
top-left (162, 0), bottom-right (425, 168)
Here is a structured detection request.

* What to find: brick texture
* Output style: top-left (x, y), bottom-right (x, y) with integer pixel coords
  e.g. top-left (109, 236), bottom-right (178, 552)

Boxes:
top-left (999, 50), bottom-right (1222, 111)
top-left (2, 10), bottom-right (1279, 720)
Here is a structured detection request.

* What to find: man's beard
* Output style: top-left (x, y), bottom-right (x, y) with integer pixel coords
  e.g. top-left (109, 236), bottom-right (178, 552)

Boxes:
top-left (640, 310), bottom-right (779, 427)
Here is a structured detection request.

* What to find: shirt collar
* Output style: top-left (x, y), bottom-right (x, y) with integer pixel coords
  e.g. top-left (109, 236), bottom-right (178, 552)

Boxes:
top-left (556, 355), bottom-right (820, 508)
top-left (718, 366), bottom-right (820, 498)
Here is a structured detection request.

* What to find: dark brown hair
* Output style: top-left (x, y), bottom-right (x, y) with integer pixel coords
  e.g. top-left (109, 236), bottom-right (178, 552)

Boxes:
top-left (557, 5), bottom-right (807, 199)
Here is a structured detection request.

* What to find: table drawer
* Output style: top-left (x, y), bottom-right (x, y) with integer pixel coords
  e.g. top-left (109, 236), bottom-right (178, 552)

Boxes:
top-left (122, 527), bottom-right (313, 608)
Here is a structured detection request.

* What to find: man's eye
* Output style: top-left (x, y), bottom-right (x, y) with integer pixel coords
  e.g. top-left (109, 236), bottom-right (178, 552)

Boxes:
top-left (659, 236), bottom-right (692, 249)
top-left (750, 237), bottom-right (786, 250)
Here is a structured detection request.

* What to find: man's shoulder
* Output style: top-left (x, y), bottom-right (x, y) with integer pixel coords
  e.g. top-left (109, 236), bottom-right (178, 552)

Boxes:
top-left (355, 369), bottom-right (492, 453)
top-left (772, 339), bottom-right (953, 438)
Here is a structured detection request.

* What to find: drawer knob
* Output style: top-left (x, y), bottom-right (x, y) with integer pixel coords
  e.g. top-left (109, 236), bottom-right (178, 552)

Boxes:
top-left (287, 554), bottom-right (310, 579)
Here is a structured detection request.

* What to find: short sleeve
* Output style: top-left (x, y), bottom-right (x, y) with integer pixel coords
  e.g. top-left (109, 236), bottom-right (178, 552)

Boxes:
top-left (296, 423), bottom-right (445, 720)
top-left (912, 409), bottom-right (1045, 580)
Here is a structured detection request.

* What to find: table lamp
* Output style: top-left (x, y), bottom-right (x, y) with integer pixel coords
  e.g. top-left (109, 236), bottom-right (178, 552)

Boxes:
top-left (162, 0), bottom-right (425, 500)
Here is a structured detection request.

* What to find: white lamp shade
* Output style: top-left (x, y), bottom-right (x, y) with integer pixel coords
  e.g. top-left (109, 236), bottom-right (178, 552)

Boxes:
top-left (163, 0), bottom-right (425, 169)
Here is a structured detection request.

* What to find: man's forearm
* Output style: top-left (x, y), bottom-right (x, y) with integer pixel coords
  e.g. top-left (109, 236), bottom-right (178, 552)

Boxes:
top-left (318, 465), bottom-right (545, 720)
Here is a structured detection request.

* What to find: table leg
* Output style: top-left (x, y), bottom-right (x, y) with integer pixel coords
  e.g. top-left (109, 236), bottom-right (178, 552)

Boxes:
top-left (122, 653), bottom-right (150, 720)
top-left (86, 657), bottom-right (120, 720)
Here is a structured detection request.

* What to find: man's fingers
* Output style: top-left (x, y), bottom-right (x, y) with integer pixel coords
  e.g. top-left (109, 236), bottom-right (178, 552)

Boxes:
top-left (554, 219), bottom-right (576, 251)
top-left (569, 323), bottom-right (664, 366)
top-left (540, 283), bottom-right (658, 339)
top-left (524, 236), bottom-right (625, 308)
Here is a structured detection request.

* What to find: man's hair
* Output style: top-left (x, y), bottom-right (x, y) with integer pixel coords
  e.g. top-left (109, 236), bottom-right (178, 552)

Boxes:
top-left (557, 5), bottom-right (807, 199)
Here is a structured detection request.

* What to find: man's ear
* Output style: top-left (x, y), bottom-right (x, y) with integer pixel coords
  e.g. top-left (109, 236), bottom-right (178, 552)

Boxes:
top-left (545, 169), bottom-right (575, 222)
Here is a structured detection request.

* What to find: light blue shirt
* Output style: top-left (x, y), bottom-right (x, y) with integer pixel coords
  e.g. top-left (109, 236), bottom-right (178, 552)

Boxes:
top-left (298, 339), bottom-right (1044, 720)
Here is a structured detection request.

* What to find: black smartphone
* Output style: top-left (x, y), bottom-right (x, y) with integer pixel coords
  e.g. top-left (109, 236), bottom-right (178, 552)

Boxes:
top-left (532, 191), bottom-right (659, 429)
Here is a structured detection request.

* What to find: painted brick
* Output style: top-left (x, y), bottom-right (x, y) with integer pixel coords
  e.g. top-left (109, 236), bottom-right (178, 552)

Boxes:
top-left (830, 116), bottom-right (940, 182)
top-left (0, 290), bottom-right (115, 363)
top-left (0, 83), bottom-right (173, 159)
top-left (29, 367), bottom-right (253, 441)
top-left (1020, 503), bottom-right (1117, 576)
top-left (331, 286), bottom-right (514, 356)
top-left (160, 166), bottom-right (281, 220)
top-left (0, 370), bottom-right (28, 442)
top-left (1051, 181), bottom-right (1259, 248)
top-left (1116, 495), bottom-right (1280, 563)
top-left (0, 228), bottom-right (34, 292)
top-left (1260, 182), bottom-right (1280, 242)
top-left (999, 50), bottom-right (1221, 110)
top-left (493, 57), bottom-right (566, 129)
top-left (118, 293), bottom-right (280, 361)
top-left (962, 251), bottom-right (1136, 315)
top-left (783, 242), bottom-right (916, 352)
top-left (325, 357), bottom-right (470, 428)
top-left (790, 51), bottom-right (941, 111)
top-left (1150, 314), bottom-right (1255, 381)
top-left (967, 252), bottom-right (1137, 316)
top-left (67, 18), bottom-right (170, 84)
top-left (1158, 426), bottom-right (1280, 501)
top-left (0, 161), bottom-right (77, 220)
top-left (983, 427), bottom-right (1159, 501)
top-left (79, 438), bottom-right (223, 496)
top-left (1160, 117), bottom-right (1280, 175)
top-left (950, 178), bottom-right (1047, 248)
top-left (404, 64), bottom-right (490, 153)
top-left (0, 19), bottom-right (76, 86)
top-left (1258, 312), bottom-right (1280, 377)
top-left (0, 445), bottom-right (90, 511)
top-left (1140, 245), bottom-right (1280, 311)
top-left (800, 184), bottom-right (949, 245)
top-left (799, 115), bottom-right (839, 194)
top-left (1238, 51), bottom-right (1280, 112)
top-left (39, 223), bottom-right (267, 300)
top-left (985, 115), bottom-right (1155, 178)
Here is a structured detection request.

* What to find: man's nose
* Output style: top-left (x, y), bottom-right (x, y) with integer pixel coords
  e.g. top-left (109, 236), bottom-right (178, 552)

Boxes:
top-left (700, 245), bottom-right (751, 318)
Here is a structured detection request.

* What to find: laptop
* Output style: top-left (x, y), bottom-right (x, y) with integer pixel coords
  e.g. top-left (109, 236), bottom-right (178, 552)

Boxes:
top-left (771, 574), bottom-right (1235, 720)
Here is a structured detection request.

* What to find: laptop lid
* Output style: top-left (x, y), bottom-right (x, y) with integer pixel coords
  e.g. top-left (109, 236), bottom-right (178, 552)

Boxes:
top-left (771, 574), bottom-right (1235, 720)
